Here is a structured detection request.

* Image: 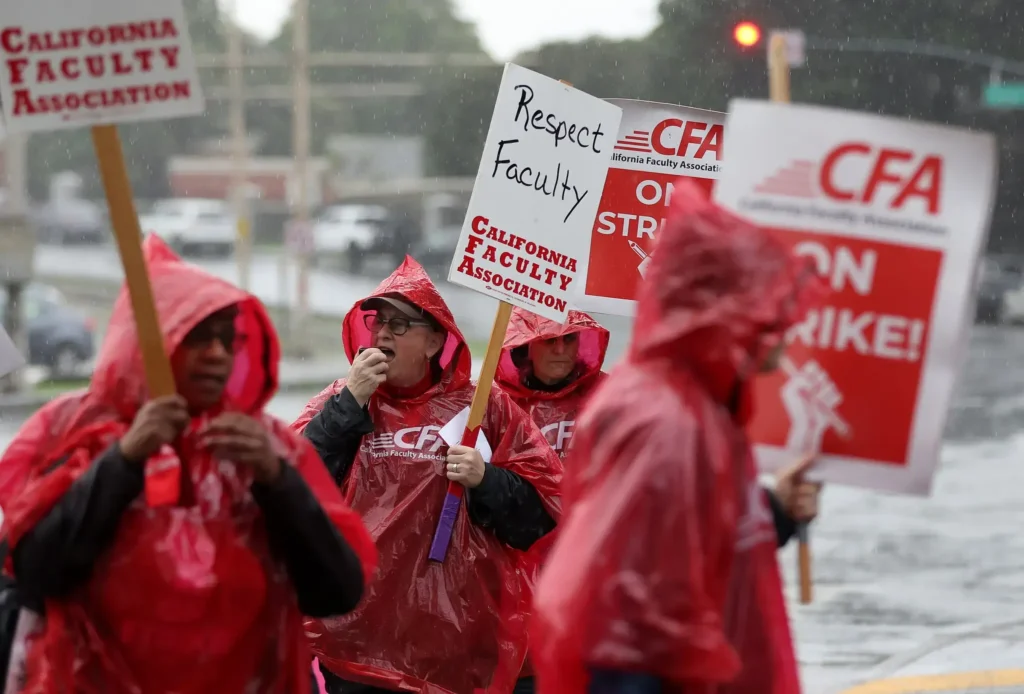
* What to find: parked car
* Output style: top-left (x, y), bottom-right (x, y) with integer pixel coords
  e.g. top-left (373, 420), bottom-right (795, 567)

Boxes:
top-left (310, 204), bottom-right (392, 273)
top-left (0, 283), bottom-right (96, 379)
top-left (33, 197), bottom-right (107, 244)
top-left (139, 198), bottom-right (236, 258)
top-left (976, 256), bottom-right (1024, 324)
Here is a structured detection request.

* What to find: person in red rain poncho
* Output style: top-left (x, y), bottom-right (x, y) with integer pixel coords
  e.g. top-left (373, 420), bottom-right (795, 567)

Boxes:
top-left (497, 309), bottom-right (820, 694)
top-left (496, 308), bottom-right (610, 461)
top-left (530, 181), bottom-right (826, 694)
top-left (0, 236), bottom-right (377, 694)
top-left (293, 256), bottom-right (562, 694)
top-left (493, 308), bottom-right (608, 694)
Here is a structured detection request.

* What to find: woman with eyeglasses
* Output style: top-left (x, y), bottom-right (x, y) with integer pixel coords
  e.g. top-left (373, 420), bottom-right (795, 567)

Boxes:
top-left (0, 235), bottom-right (376, 694)
top-left (294, 256), bottom-right (562, 694)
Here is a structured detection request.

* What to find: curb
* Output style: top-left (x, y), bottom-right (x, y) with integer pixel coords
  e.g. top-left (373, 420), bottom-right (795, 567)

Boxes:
top-left (0, 391), bottom-right (58, 420)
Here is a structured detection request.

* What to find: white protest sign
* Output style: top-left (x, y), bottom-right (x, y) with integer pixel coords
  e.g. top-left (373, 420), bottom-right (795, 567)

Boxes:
top-left (0, 0), bottom-right (204, 133)
top-left (575, 99), bottom-right (724, 316)
top-left (0, 324), bottom-right (25, 378)
top-left (448, 63), bottom-right (622, 321)
top-left (715, 99), bottom-right (997, 496)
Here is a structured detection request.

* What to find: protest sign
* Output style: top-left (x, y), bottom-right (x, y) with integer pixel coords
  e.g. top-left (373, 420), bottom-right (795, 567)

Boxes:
top-left (574, 100), bottom-right (724, 316)
top-left (431, 68), bottom-right (619, 562)
top-left (715, 99), bottom-right (997, 496)
top-left (0, 1), bottom-right (207, 505)
top-left (448, 63), bottom-right (622, 322)
top-left (0, 2), bottom-right (203, 132)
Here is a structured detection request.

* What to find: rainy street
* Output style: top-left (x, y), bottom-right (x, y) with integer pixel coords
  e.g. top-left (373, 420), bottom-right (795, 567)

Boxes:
top-left (0, 246), bottom-right (1021, 692)
top-left (0, 0), bottom-right (1019, 690)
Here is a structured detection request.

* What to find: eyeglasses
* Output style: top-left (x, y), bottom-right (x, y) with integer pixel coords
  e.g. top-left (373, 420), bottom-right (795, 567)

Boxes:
top-left (182, 324), bottom-right (248, 353)
top-left (363, 312), bottom-right (432, 336)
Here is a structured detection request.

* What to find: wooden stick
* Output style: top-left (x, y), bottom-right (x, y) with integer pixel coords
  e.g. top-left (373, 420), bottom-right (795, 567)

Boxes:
top-left (90, 125), bottom-right (176, 398)
top-left (768, 34), bottom-right (813, 606)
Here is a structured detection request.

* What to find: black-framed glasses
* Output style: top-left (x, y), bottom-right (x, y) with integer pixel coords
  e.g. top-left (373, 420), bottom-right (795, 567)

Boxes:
top-left (363, 312), bottom-right (431, 336)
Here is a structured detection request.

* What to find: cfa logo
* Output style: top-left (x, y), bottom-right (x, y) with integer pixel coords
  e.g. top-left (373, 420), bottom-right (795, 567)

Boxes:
top-left (541, 420), bottom-right (575, 452)
top-left (821, 143), bottom-right (943, 215)
top-left (365, 425), bottom-right (445, 454)
top-left (615, 119), bottom-right (722, 160)
top-left (757, 143), bottom-right (944, 216)
top-left (652, 119), bottom-right (722, 160)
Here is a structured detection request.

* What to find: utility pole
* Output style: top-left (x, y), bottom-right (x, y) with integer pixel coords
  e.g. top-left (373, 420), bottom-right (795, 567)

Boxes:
top-left (290, 0), bottom-right (312, 356)
top-left (226, 0), bottom-right (251, 290)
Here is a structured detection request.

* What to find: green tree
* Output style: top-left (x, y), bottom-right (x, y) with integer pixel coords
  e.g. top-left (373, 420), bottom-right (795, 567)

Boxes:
top-left (516, 37), bottom-right (653, 102)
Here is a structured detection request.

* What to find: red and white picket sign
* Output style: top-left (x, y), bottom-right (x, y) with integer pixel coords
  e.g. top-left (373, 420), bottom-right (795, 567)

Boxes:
top-left (574, 99), bottom-right (725, 316)
top-left (715, 99), bottom-right (998, 496)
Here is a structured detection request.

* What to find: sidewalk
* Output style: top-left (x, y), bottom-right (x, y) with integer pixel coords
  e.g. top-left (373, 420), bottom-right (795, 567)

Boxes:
top-left (836, 619), bottom-right (1024, 693)
top-left (0, 356), bottom-right (486, 417)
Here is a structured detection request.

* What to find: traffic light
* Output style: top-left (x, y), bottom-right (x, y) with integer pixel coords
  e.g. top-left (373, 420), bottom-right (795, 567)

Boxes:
top-left (733, 21), bottom-right (762, 49)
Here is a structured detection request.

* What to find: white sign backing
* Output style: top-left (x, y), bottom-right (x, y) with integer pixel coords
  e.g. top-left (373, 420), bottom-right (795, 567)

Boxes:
top-left (448, 63), bottom-right (622, 321)
top-left (0, 0), bottom-right (204, 132)
top-left (715, 99), bottom-right (997, 496)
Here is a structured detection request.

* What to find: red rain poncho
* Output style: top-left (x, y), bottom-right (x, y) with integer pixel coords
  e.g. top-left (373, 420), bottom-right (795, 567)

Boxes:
top-left (530, 183), bottom-right (824, 694)
top-left (495, 308), bottom-right (610, 459)
top-left (0, 236), bottom-right (377, 694)
top-left (494, 308), bottom-right (609, 678)
top-left (292, 257), bottom-right (562, 694)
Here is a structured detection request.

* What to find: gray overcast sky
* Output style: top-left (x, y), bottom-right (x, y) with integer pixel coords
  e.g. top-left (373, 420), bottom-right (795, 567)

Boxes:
top-left (223, 0), bottom-right (660, 59)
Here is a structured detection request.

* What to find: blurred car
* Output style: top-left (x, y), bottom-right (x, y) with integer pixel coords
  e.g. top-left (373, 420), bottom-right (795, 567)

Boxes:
top-left (976, 256), bottom-right (1024, 324)
top-left (0, 283), bottom-right (96, 379)
top-left (411, 194), bottom-right (467, 274)
top-left (139, 198), bottom-right (236, 258)
top-left (310, 204), bottom-right (393, 272)
top-left (33, 197), bottom-right (107, 244)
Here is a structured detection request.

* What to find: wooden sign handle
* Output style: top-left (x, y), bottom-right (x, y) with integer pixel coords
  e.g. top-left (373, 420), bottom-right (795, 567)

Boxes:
top-left (428, 300), bottom-right (513, 562)
top-left (767, 34), bottom-right (813, 605)
top-left (91, 124), bottom-right (175, 398)
top-left (768, 33), bottom-right (792, 103)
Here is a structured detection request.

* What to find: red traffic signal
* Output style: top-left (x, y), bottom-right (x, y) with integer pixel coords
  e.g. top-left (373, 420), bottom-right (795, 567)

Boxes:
top-left (733, 21), bottom-right (762, 48)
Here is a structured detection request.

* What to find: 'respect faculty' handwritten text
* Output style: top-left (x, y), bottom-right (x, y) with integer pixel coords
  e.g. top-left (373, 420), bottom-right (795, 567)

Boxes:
top-left (491, 83), bottom-right (608, 224)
